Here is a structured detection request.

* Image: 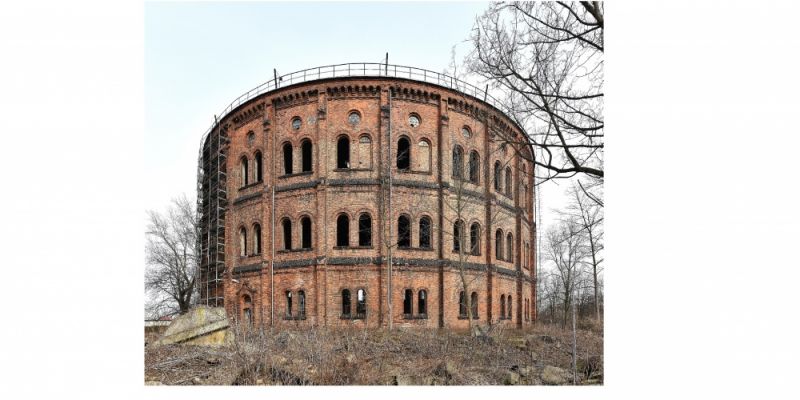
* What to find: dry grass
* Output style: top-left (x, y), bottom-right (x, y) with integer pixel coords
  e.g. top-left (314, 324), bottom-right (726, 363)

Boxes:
top-left (144, 319), bottom-right (603, 385)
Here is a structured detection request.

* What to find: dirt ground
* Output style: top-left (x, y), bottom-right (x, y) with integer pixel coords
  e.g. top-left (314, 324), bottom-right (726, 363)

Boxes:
top-left (144, 321), bottom-right (603, 386)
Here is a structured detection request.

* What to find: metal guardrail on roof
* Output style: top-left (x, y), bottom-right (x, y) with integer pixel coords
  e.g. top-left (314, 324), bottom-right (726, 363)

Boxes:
top-left (197, 62), bottom-right (505, 147)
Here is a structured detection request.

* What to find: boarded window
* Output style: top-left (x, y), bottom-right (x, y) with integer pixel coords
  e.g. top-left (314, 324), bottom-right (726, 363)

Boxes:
top-left (239, 227), bottom-right (247, 257)
top-left (471, 292), bottom-right (479, 318)
top-left (241, 157), bottom-right (249, 187)
top-left (357, 135), bottom-right (372, 169)
top-left (253, 224), bottom-right (261, 254)
top-left (417, 140), bottom-right (431, 172)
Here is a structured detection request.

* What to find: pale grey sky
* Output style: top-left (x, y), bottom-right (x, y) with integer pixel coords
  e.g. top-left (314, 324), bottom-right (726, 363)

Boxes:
top-left (145, 1), bottom-right (568, 231)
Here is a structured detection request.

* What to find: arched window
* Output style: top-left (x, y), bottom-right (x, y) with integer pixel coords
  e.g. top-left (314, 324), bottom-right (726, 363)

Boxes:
top-left (495, 230), bottom-right (504, 260)
top-left (468, 151), bottom-right (480, 184)
top-left (336, 214), bottom-right (349, 247)
top-left (418, 290), bottom-right (427, 316)
top-left (397, 137), bottom-right (411, 170)
top-left (403, 289), bottom-right (413, 316)
top-left (337, 136), bottom-right (350, 169)
top-left (506, 232), bottom-right (513, 263)
top-left (301, 140), bottom-right (312, 172)
top-left (453, 220), bottom-right (464, 252)
top-left (507, 295), bottom-right (513, 319)
top-left (285, 291), bottom-right (293, 317)
top-left (452, 145), bottom-right (464, 179)
top-left (358, 213), bottom-right (372, 247)
top-left (358, 135), bottom-right (372, 169)
top-left (282, 142), bottom-right (293, 175)
top-left (419, 216), bottom-right (431, 249)
top-left (470, 222), bottom-right (480, 255)
top-left (500, 294), bottom-right (506, 319)
top-left (301, 217), bottom-right (312, 249)
top-left (356, 289), bottom-right (366, 316)
top-left (459, 291), bottom-right (466, 317)
top-left (397, 215), bottom-right (411, 248)
top-left (255, 151), bottom-right (263, 182)
top-left (242, 294), bottom-right (253, 325)
top-left (417, 140), bottom-right (431, 172)
top-left (240, 156), bottom-right (249, 187)
top-left (298, 290), bottom-right (306, 317)
top-left (493, 161), bottom-right (501, 191)
top-left (239, 227), bottom-right (247, 257)
top-left (471, 292), bottom-right (479, 318)
top-left (341, 289), bottom-right (351, 316)
top-left (253, 224), bottom-right (261, 255)
top-left (505, 167), bottom-right (513, 197)
top-left (282, 218), bottom-right (292, 250)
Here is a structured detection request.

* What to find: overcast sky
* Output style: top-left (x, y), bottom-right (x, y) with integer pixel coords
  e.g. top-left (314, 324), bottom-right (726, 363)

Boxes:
top-left (145, 1), bottom-right (570, 232)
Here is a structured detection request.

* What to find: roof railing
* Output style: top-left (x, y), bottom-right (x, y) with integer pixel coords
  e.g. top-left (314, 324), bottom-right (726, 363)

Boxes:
top-left (197, 62), bottom-right (504, 148)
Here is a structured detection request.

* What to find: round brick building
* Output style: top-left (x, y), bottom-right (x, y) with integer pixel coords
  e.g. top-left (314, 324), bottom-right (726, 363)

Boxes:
top-left (197, 64), bottom-right (537, 329)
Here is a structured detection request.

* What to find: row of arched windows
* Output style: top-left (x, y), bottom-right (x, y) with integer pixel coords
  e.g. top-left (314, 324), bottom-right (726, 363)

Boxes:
top-left (239, 152), bottom-right (263, 188)
top-left (281, 140), bottom-right (313, 175)
top-left (459, 291), bottom-right (480, 319)
top-left (238, 224), bottom-right (261, 257)
top-left (402, 288), bottom-right (428, 318)
top-left (492, 161), bottom-right (514, 198)
top-left (280, 216), bottom-right (312, 251)
top-left (495, 229), bottom-right (514, 262)
top-left (499, 293), bottom-right (513, 320)
top-left (524, 298), bottom-right (532, 322)
top-left (285, 290), bottom-right (306, 319)
top-left (341, 288), bottom-right (367, 319)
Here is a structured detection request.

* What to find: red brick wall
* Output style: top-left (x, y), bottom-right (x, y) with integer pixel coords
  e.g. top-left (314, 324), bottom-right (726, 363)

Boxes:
top-left (203, 77), bottom-right (536, 329)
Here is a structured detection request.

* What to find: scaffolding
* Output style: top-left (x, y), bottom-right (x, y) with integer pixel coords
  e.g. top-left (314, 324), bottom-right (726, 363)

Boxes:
top-left (196, 116), bottom-right (228, 307)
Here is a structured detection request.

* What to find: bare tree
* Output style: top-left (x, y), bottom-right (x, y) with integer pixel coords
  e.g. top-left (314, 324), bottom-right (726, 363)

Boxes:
top-left (467, 1), bottom-right (604, 183)
top-left (145, 194), bottom-right (198, 317)
top-left (563, 181), bottom-right (604, 320)
top-left (545, 218), bottom-right (588, 327)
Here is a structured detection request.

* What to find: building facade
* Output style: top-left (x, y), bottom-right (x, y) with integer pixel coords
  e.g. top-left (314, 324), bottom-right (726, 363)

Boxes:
top-left (198, 64), bottom-right (537, 329)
